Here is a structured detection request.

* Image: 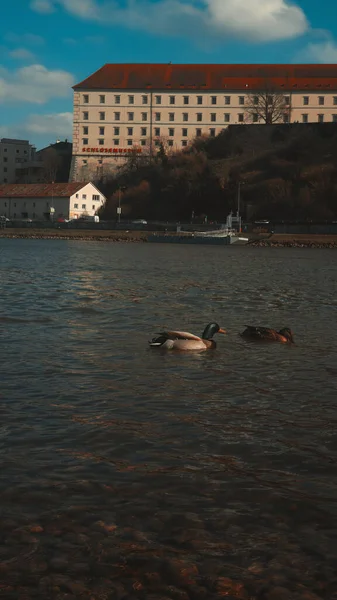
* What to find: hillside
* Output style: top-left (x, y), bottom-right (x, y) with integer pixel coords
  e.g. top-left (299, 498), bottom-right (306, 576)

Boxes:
top-left (97, 123), bottom-right (337, 222)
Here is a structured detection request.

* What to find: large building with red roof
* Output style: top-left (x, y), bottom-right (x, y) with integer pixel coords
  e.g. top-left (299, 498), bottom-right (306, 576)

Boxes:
top-left (70, 63), bottom-right (337, 180)
top-left (0, 182), bottom-right (105, 221)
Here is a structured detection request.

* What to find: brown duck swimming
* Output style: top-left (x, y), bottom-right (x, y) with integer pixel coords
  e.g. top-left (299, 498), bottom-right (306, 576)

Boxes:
top-left (241, 326), bottom-right (294, 344)
top-left (149, 322), bottom-right (226, 350)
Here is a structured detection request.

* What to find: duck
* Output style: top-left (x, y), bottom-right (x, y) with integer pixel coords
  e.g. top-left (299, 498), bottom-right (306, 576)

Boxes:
top-left (241, 326), bottom-right (294, 344)
top-left (149, 322), bottom-right (226, 350)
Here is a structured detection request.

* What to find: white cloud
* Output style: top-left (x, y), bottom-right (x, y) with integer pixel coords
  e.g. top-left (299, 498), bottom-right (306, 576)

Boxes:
top-left (5, 32), bottom-right (45, 46)
top-left (0, 112), bottom-right (72, 142)
top-left (0, 64), bottom-right (74, 104)
top-left (294, 39), bottom-right (337, 63)
top-left (9, 48), bottom-right (36, 61)
top-left (30, 0), bottom-right (309, 43)
top-left (25, 112), bottom-right (73, 136)
top-left (29, 0), bottom-right (55, 13)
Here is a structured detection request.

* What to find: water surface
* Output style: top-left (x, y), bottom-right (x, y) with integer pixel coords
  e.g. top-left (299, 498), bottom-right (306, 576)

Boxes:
top-left (1, 239), bottom-right (337, 599)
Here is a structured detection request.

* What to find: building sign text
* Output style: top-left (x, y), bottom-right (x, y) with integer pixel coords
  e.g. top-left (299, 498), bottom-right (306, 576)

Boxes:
top-left (82, 147), bottom-right (142, 154)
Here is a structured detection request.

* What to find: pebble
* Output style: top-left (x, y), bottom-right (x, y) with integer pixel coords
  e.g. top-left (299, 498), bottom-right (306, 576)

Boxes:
top-left (50, 557), bottom-right (69, 571)
top-left (263, 587), bottom-right (293, 600)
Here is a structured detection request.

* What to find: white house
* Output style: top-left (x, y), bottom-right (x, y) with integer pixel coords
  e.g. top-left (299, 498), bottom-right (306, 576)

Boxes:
top-left (0, 181), bottom-right (105, 220)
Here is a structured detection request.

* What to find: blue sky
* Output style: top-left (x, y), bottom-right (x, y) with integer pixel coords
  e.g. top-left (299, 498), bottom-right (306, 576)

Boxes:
top-left (1, 0), bottom-right (337, 149)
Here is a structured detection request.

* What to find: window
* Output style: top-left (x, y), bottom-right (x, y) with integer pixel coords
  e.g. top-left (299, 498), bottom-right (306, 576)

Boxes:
top-left (99, 127), bottom-right (105, 135)
top-left (82, 204), bottom-right (86, 209)
top-left (141, 112), bottom-right (148, 121)
top-left (183, 96), bottom-right (189, 104)
top-left (114, 139), bottom-right (120, 145)
top-left (183, 113), bottom-right (188, 122)
top-left (283, 114), bottom-right (289, 123)
top-left (333, 114), bottom-right (337, 123)
top-left (238, 113), bottom-right (244, 122)
top-left (92, 205), bottom-right (95, 210)
top-left (4, 167), bottom-right (7, 172)
top-left (82, 160), bottom-right (87, 165)
top-left (197, 113), bottom-right (202, 122)
top-left (225, 96), bottom-right (231, 105)
top-left (182, 128), bottom-right (188, 136)
top-left (93, 195), bottom-right (100, 200)
top-left (142, 95), bottom-right (148, 104)
top-left (99, 112), bottom-right (105, 120)
top-left (128, 95), bottom-right (134, 104)
top-left (168, 140), bottom-right (173, 147)
top-left (169, 113), bottom-right (175, 121)
top-left (155, 112), bottom-right (161, 121)
top-left (334, 97), bottom-right (337, 105)
top-left (239, 96), bottom-right (245, 105)
top-left (155, 95), bottom-right (161, 104)
top-left (155, 141), bottom-right (160, 147)
top-left (83, 111), bottom-right (89, 120)
top-left (4, 148), bottom-right (7, 152)
top-left (83, 138), bottom-right (88, 145)
top-left (74, 203), bottom-right (78, 208)
top-left (33, 202), bottom-right (35, 207)
top-left (114, 112), bottom-right (120, 121)
top-left (99, 95), bottom-right (105, 104)
top-left (169, 96), bottom-right (175, 104)
top-left (115, 95), bottom-right (121, 104)
top-left (284, 96), bottom-right (290, 105)
top-left (318, 96), bottom-right (324, 106)
top-left (114, 127), bottom-right (120, 135)
top-left (224, 113), bottom-right (230, 122)
top-left (303, 96), bottom-right (309, 105)
top-left (98, 139), bottom-right (104, 145)
top-left (211, 113), bottom-right (216, 122)
top-left (196, 128), bottom-right (202, 137)
top-left (127, 127), bottom-right (133, 136)
top-left (141, 127), bottom-right (147, 136)
top-left (140, 140), bottom-right (146, 146)
top-left (127, 140), bottom-right (133, 146)
top-left (209, 128), bottom-right (215, 137)
top-left (82, 194), bottom-right (87, 199)
top-left (318, 114), bottom-right (324, 123)
top-left (197, 96), bottom-right (203, 105)
top-left (302, 114), bottom-right (308, 123)
top-left (155, 127), bottom-right (160, 136)
top-left (211, 96), bottom-right (217, 105)
top-left (83, 94), bottom-right (89, 103)
top-left (182, 140), bottom-right (187, 147)
top-left (169, 128), bottom-right (174, 136)
top-left (253, 114), bottom-right (259, 123)
top-left (76, 194), bottom-right (79, 198)
top-left (3, 157), bottom-right (7, 163)
top-left (83, 126), bottom-right (88, 134)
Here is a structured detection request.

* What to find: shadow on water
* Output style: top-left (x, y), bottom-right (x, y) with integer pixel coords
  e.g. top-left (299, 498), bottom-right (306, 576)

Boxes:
top-left (1, 239), bottom-right (337, 598)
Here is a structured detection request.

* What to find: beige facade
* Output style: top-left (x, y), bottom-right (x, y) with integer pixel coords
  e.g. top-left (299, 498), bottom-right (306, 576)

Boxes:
top-left (70, 64), bottom-right (337, 181)
top-left (0, 182), bottom-right (105, 220)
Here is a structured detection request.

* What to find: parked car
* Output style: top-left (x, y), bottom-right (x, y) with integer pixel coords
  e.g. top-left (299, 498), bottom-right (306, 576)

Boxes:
top-left (132, 219), bottom-right (147, 225)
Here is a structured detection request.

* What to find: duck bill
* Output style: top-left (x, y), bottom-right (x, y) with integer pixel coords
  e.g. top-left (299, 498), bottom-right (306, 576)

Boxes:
top-left (218, 328), bottom-right (227, 334)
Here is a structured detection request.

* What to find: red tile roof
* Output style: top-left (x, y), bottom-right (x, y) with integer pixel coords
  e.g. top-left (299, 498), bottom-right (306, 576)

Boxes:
top-left (0, 182), bottom-right (88, 198)
top-left (73, 63), bottom-right (337, 92)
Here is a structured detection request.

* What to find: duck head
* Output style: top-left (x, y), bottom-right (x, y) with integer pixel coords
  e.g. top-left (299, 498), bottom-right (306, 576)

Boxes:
top-left (279, 327), bottom-right (294, 343)
top-left (202, 322), bottom-right (226, 340)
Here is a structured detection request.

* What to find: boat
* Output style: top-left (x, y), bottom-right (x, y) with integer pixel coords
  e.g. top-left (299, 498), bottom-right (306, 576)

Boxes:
top-left (147, 229), bottom-right (249, 245)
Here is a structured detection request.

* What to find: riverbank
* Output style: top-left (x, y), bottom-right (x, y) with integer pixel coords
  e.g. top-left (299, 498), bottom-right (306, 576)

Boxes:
top-left (249, 233), bottom-right (337, 248)
top-left (0, 229), bottom-right (148, 242)
top-left (1, 229), bottom-right (337, 247)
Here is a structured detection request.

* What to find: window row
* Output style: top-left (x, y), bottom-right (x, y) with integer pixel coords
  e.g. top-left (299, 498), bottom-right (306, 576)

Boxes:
top-left (82, 112), bottom-right (244, 123)
top-left (82, 129), bottom-right (218, 147)
top-left (73, 204), bottom-right (97, 210)
top-left (82, 93), bottom-right (337, 107)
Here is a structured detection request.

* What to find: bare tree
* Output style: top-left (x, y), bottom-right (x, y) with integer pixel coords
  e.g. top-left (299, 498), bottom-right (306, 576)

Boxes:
top-left (245, 83), bottom-right (289, 125)
top-left (41, 148), bottom-right (62, 182)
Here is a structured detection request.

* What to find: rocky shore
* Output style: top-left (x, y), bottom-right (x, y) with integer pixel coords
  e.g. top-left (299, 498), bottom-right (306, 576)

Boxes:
top-left (0, 229), bottom-right (148, 243)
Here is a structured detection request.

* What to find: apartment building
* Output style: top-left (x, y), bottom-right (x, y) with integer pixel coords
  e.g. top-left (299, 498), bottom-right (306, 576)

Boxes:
top-left (71, 63), bottom-right (337, 181)
top-left (0, 138), bottom-right (41, 184)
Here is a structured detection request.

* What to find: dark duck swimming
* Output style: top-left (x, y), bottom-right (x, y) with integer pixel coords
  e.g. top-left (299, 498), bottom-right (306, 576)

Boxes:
top-left (149, 322), bottom-right (226, 351)
top-left (241, 326), bottom-right (294, 344)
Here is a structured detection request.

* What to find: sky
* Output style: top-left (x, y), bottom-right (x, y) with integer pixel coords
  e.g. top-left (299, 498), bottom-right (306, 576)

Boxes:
top-left (1, 0), bottom-right (337, 149)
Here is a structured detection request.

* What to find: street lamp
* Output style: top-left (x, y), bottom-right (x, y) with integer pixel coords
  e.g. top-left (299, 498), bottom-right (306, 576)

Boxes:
top-left (117, 185), bottom-right (127, 223)
top-left (237, 180), bottom-right (245, 233)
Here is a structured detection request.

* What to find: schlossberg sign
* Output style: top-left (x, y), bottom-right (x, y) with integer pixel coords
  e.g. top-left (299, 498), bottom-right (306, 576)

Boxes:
top-left (82, 147), bottom-right (142, 154)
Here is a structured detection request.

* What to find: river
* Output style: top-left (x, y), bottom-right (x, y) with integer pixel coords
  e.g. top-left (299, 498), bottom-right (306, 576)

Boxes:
top-left (1, 239), bottom-right (336, 599)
